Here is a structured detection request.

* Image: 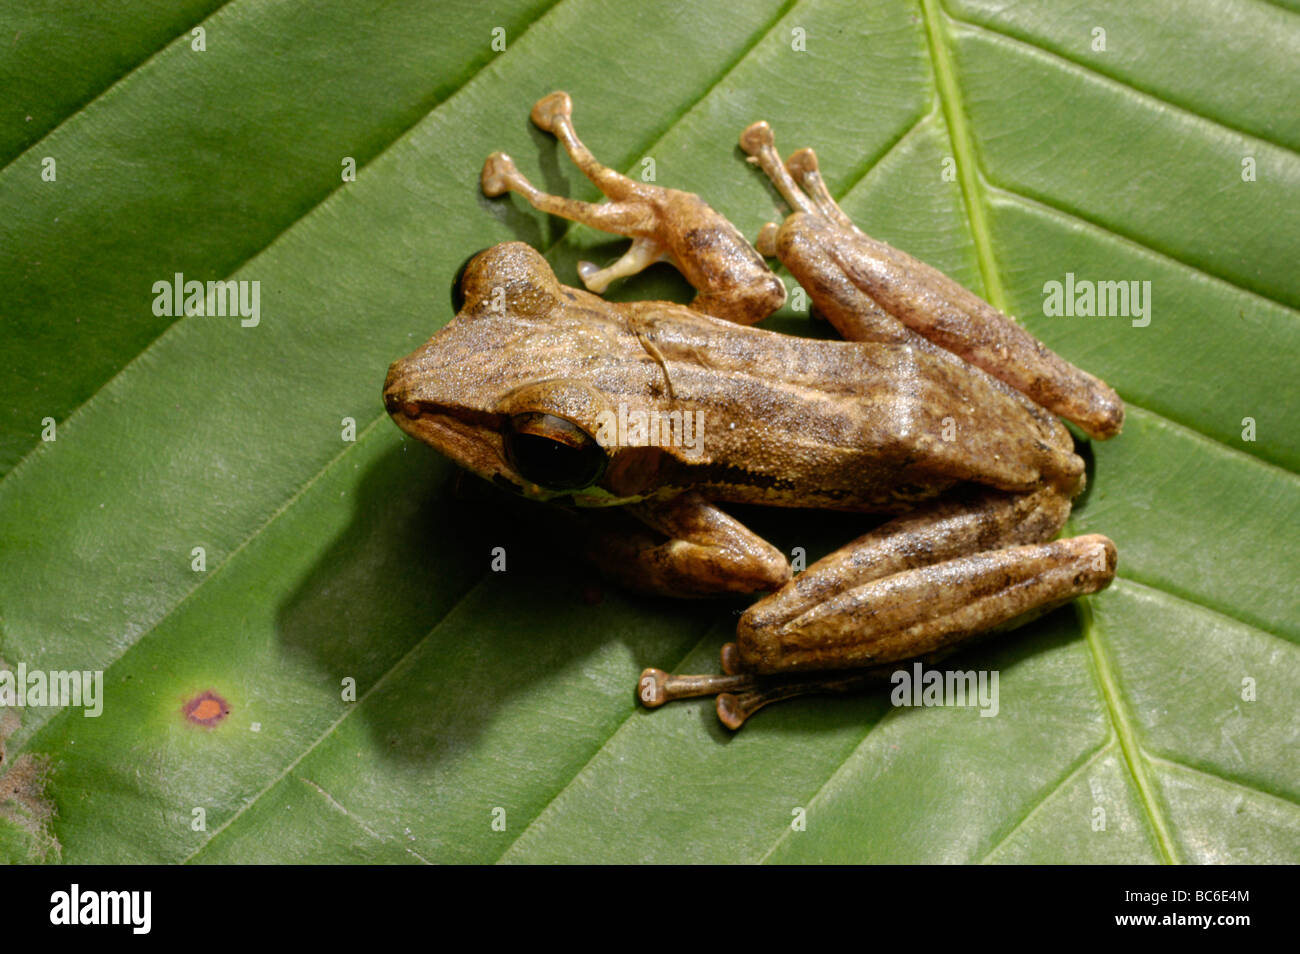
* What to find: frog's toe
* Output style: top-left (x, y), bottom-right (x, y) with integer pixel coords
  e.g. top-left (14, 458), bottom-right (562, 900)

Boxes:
top-left (785, 147), bottom-right (818, 180)
top-left (739, 120), bottom-right (775, 157)
top-left (576, 259), bottom-right (600, 285)
top-left (637, 668), bottom-right (670, 707)
top-left (785, 147), bottom-right (857, 231)
top-left (755, 222), bottom-right (780, 257)
top-left (530, 90), bottom-right (574, 133)
top-left (716, 694), bottom-right (747, 730)
top-left (481, 152), bottom-right (516, 197)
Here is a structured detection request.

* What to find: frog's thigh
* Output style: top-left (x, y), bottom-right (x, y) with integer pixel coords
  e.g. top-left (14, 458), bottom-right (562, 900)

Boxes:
top-left (779, 212), bottom-right (1124, 440)
top-left (733, 487), bottom-right (1090, 678)
top-left (739, 487), bottom-right (1071, 641)
top-left (584, 491), bottom-right (790, 598)
top-left (735, 528), bottom-right (1115, 676)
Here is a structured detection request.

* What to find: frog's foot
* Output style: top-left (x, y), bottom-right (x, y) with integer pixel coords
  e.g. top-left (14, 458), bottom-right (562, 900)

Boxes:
top-left (740, 121), bottom-right (820, 217)
top-left (638, 664), bottom-right (895, 729)
top-left (576, 236), bottom-right (670, 294)
top-left (637, 668), bottom-right (757, 709)
top-left (784, 147), bottom-right (859, 232)
top-left (481, 151), bottom-right (654, 235)
top-left (529, 90), bottom-right (649, 203)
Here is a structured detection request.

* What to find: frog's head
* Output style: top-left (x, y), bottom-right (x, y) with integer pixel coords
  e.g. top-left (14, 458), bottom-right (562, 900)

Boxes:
top-left (383, 242), bottom-right (681, 505)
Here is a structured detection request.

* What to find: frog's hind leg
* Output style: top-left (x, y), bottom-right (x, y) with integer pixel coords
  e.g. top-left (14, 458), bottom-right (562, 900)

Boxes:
top-left (640, 487), bottom-right (1117, 728)
top-left (740, 121), bottom-right (1125, 441)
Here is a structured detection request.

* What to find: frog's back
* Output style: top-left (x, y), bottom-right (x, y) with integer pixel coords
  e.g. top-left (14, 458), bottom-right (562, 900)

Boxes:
top-left (639, 304), bottom-right (1082, 512)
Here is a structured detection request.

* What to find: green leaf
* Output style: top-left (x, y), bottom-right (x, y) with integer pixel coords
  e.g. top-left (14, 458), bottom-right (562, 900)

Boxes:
top-left (1, 0), bottom-right (1296, 863)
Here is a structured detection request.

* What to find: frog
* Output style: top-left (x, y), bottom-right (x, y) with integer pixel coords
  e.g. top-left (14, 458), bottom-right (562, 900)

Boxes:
top-left (383, 91), bottom-right (1124, 729)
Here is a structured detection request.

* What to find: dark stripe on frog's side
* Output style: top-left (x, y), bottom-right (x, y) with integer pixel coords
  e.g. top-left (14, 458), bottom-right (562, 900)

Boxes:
top-left (604, 445), bottom-right (958, 514)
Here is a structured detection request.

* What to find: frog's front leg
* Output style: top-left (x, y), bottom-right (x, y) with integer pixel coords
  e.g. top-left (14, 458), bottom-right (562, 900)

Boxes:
top-left (640, 487), bottom-right (1116, 728)
top-left (483, 92), bottom-right (785, 325)
top-left (584, 490), bottom-right (790, 598)
top-left (740, 122), bottom-right (1125, 441)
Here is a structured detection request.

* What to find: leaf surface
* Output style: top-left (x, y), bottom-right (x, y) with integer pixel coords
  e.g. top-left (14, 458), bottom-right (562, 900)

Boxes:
top-left (1, 0), bottom-right (1296, 863)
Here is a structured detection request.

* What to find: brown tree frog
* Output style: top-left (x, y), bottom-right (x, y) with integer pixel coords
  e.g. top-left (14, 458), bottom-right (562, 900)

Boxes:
top-left (384, 92), bottom-right (1124, 728)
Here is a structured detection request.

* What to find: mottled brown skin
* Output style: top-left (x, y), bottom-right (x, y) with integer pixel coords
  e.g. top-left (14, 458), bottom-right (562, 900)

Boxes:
top-left (384, 93), bottom-right (1125, 729)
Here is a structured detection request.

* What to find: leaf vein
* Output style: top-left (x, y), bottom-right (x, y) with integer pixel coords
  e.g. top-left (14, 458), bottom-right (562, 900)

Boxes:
top-left (1112, 575), bottom-right (1297, 650)
top-left (978, 741), bottom-right (1115, 863)
top-left (0, 0), bottom-right (570, 489)
top-left (0, 0), bottom-right (238, 174)
top-left (942, 2), bottom-right (1300, 161)
top-left (1146, 754), bottom-right (1300, 814)
top-left (984, 181), bottom-right (1300, 323)
top-left (493, 625), bottom-right (721, 863)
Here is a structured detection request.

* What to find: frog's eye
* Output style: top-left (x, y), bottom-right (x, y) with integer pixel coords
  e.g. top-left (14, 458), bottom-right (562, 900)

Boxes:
top-left (451, 248), bottom-right (491, 314)
top-left (504, 413), bottom-right (607, 491)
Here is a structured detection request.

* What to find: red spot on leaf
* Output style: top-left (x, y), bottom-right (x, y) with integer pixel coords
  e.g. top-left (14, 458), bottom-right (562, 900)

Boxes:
top-left (183, 690), bottom-right (230, 727)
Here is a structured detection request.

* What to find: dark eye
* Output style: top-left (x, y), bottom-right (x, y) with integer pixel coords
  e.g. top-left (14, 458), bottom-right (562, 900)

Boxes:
top-left (451, 248), bottom-right (491, 314)
top-left (504, 413), bottom-right (607, 491)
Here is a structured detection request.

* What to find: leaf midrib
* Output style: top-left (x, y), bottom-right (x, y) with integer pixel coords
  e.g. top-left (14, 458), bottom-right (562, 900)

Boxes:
top-left (923, 0), bottom-right (1300, 862)
top-left (923, 0), bottom-right (1182, 864)
top-left (940, 4), bottom-right (1300, 314)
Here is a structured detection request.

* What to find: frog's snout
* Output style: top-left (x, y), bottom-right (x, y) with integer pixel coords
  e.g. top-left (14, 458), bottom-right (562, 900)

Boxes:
top-left (382, 358), bottom-right (427, 422)
top-left (382, 361), bottom-right (408, 413)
